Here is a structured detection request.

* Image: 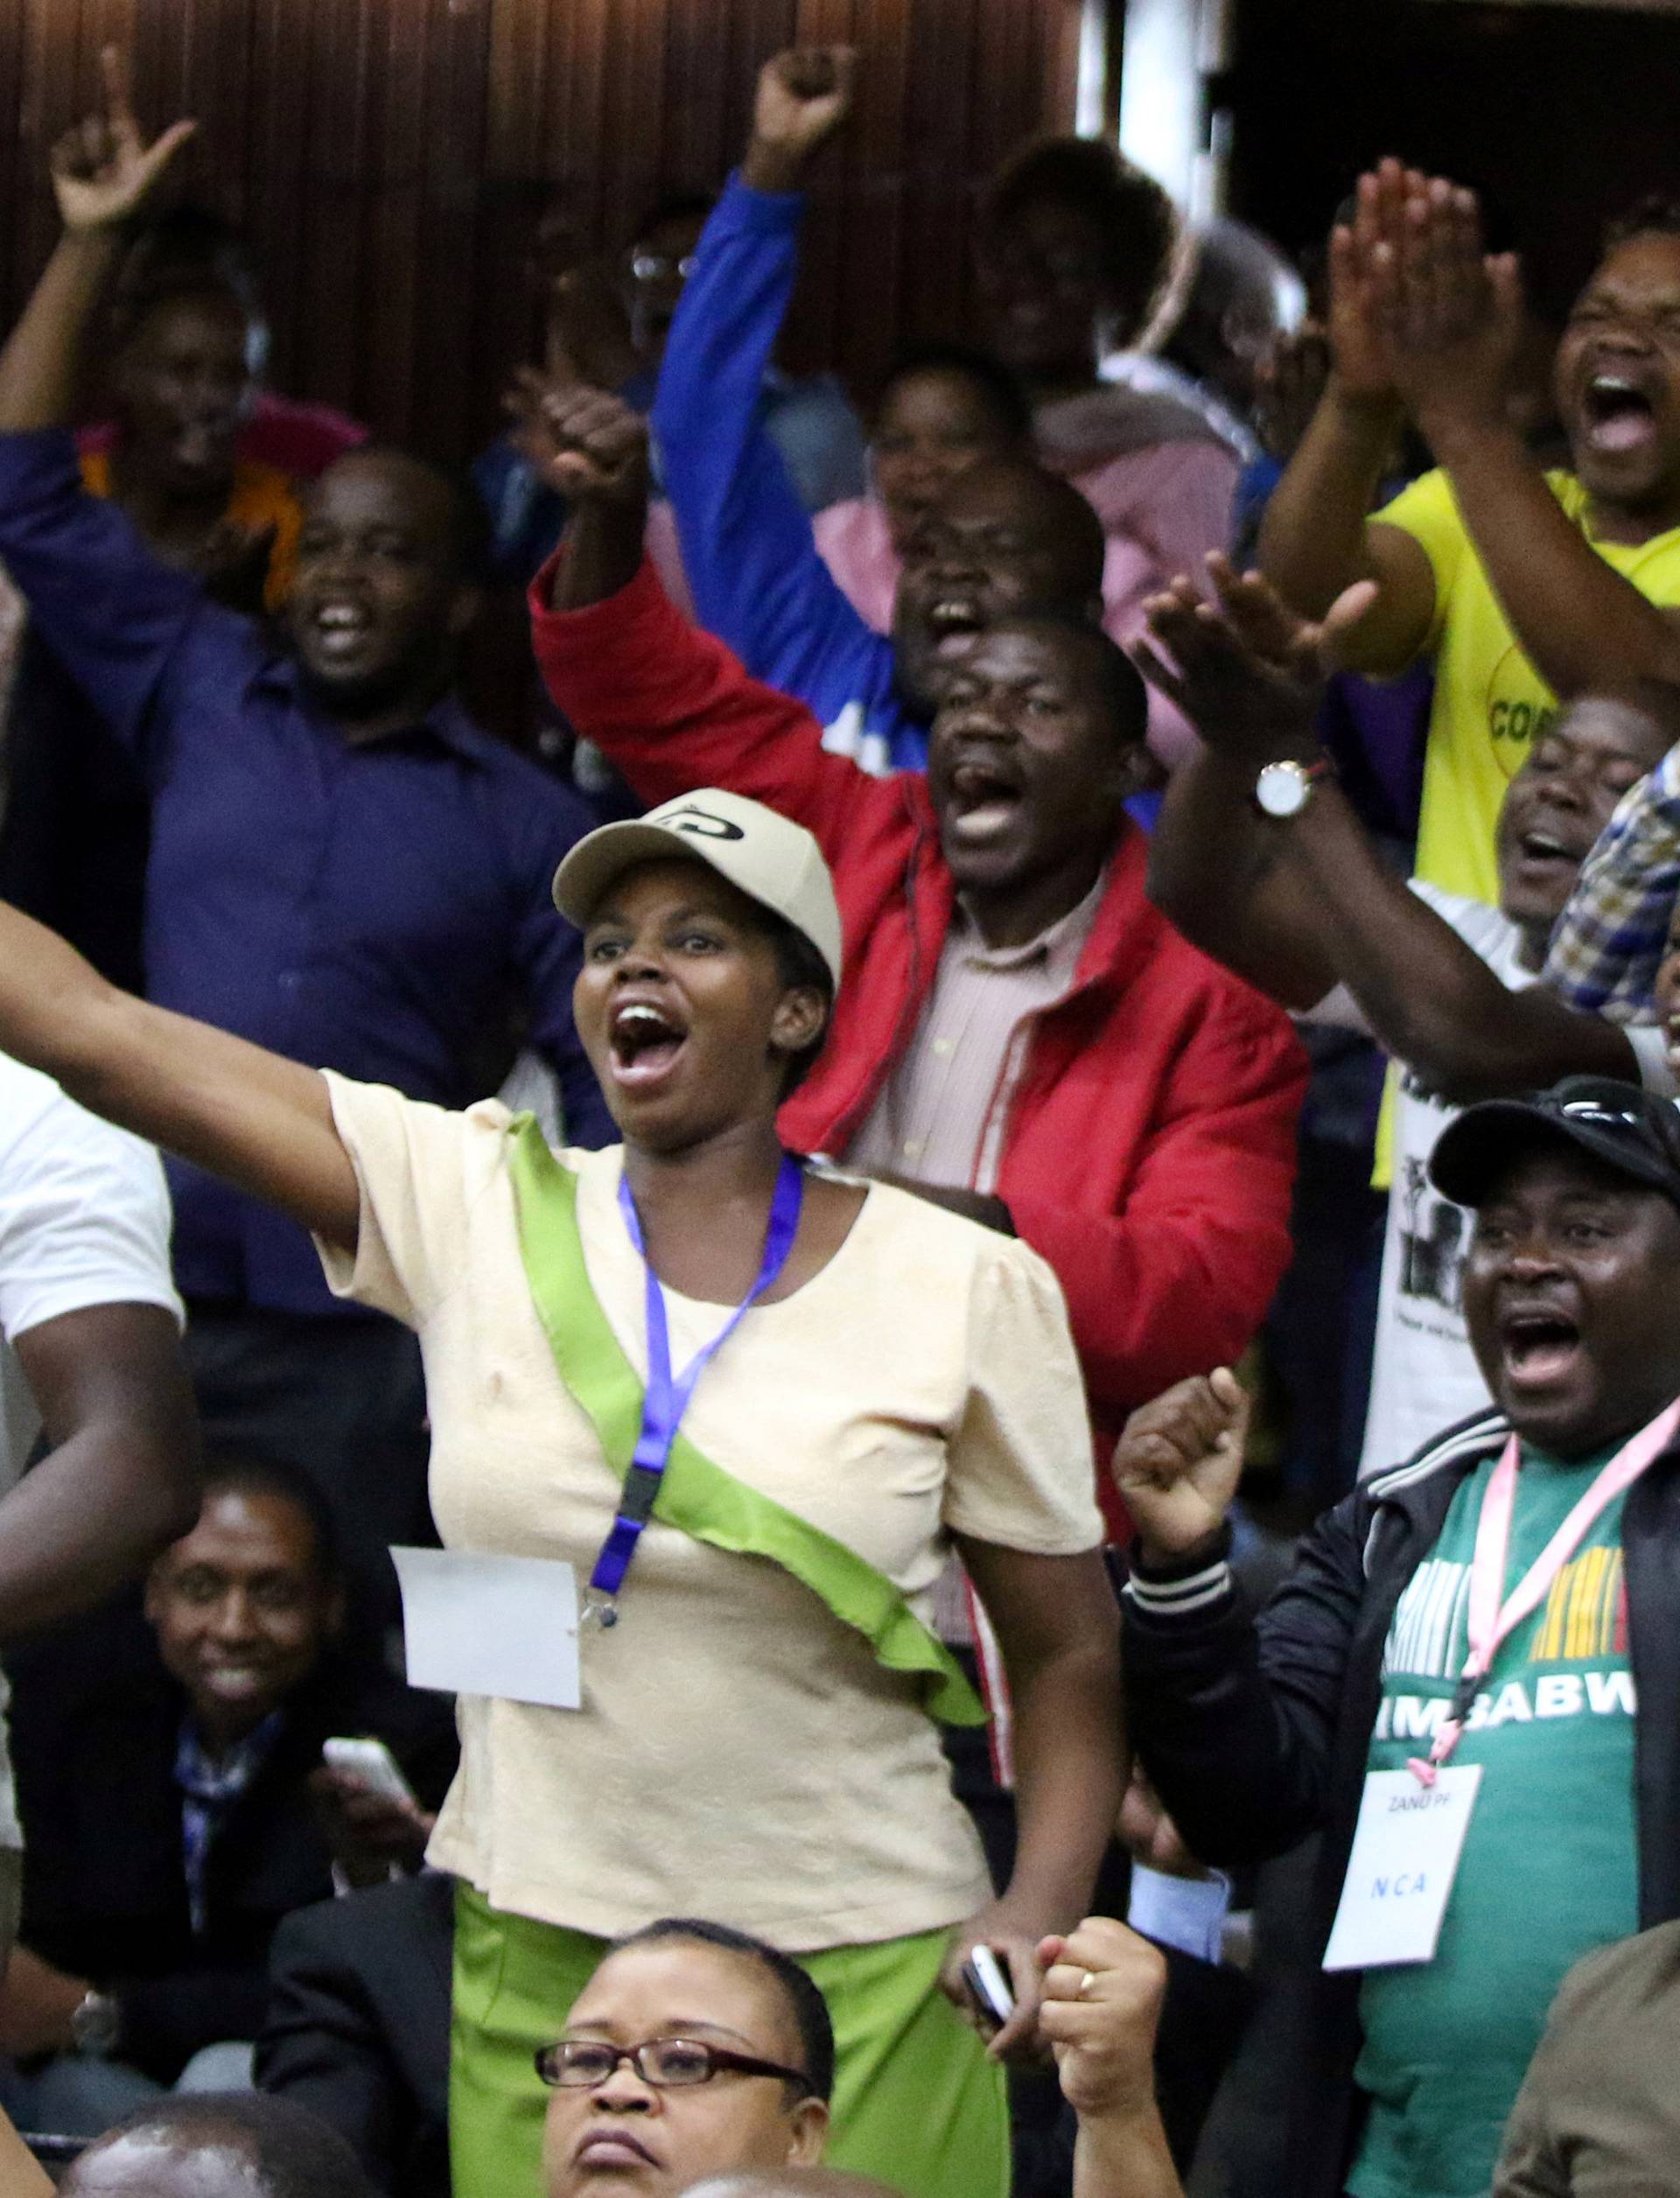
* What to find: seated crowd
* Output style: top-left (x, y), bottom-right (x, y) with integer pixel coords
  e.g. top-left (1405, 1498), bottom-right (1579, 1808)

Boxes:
top-left (0, 33), bottom-right (1670, 2198)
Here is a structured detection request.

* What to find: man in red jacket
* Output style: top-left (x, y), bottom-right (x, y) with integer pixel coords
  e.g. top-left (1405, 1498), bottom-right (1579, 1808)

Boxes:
top-left (520, 375), bottom-right (1307, 1519)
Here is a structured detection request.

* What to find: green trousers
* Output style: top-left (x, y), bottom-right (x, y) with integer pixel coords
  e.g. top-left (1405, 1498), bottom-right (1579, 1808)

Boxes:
top-left (450, 1882), bottom-right (1010, 2198)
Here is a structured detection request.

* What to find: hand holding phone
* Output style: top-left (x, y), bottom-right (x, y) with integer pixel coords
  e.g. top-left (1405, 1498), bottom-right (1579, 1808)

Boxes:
top-left (322, 1736), bottom-right (417, 1809)
top-left (960, 1943), bottom-right (1016, 2032)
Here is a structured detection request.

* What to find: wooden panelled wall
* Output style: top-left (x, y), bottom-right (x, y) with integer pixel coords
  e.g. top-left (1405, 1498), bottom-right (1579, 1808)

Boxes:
top-left (0, 0), bottom-right (1082, 465)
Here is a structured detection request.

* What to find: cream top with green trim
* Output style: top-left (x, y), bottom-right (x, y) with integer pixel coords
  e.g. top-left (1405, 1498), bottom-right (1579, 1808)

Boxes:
top-left (316, 1073), bottom-right (1103, 1950)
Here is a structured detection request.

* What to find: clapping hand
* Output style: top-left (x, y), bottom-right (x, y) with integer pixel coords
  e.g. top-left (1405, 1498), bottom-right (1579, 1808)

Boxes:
top-left (743, 47), bottom-right (858, 193)
top-left (1111, 1368), bottom-right (1251, 1567)
top-left (1373, 172), bottom-right (1524, 437)
top-left (1132, 552), bottom-right (1374, 768)
top-left (1326, 159), bottom-right (1420, 410)
top-left (51, 46), bottom-right (197, 234)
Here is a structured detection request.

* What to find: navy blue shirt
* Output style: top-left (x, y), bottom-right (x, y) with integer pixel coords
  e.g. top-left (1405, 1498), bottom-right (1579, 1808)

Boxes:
top-left (0, 430), bottom-right (612, 1315)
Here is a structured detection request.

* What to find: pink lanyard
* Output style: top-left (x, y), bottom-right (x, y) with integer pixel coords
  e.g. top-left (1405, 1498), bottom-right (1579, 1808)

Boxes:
top-left (1408, 1396), bottom-right (1680, 1787)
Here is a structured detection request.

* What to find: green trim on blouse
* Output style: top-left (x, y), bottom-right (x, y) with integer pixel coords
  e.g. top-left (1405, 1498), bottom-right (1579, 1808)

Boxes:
top-left (506, 1116), bottom-right (986, 1727)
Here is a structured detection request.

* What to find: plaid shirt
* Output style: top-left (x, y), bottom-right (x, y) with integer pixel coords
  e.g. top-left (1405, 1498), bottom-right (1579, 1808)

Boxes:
top-left (1544, 745), bottom-right (1680, 1020)
top-left (174, 1712), bottom-right (284, 1937)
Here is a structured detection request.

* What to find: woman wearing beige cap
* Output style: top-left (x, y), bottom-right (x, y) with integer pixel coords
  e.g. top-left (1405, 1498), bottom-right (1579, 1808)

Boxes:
top-left (0, 788), bottom-right (1122, 2198)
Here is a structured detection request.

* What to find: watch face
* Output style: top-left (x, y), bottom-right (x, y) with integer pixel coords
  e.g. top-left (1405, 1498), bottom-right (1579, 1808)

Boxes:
top-left (1256, 762), bottom-right (1309, 818)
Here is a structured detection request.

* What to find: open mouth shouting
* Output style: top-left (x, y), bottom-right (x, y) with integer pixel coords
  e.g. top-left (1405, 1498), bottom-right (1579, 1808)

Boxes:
top-left (607, 997), bottom-right (690, 1092)
top-left (1498, 1304), bottom-right (1585, 1394)
top-left (1511, 826), bottom-right (1581, 882)
top-left (307, 597), bottom-right (375, 663)
top-left (1578, 369), bottom-right (1663, 459)
top-left (924, 594), bottom-right (988, 657)
top-left (944, 753), bottom-right (1026, 846)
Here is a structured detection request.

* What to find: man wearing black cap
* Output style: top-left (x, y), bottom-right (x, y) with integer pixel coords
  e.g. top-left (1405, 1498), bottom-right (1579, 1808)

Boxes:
top-left (1113, 1074), bottom-right (1680, 2198)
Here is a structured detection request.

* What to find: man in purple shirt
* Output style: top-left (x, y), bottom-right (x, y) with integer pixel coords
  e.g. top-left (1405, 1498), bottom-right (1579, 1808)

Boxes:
top-left (0, 60), bottom-right (611, 1630)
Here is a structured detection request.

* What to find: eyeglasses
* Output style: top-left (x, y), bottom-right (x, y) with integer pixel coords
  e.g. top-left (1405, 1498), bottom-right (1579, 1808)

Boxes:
top-left (534, 2037), bottom-right (814, 2095)
top-left (628, 251), bottom-right (697, 285)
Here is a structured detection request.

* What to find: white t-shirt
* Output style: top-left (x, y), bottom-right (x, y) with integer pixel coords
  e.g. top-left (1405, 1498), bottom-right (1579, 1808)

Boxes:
top-left (318, 1074), bottom-right (1103, 1949)
top-left (1304, 885), bottom-right (1674, 1478)
top-left (0, 1053), bottom-right (182, 1847)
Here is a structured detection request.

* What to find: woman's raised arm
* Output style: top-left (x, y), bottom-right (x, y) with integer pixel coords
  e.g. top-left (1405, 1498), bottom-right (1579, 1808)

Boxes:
top-left (0, 899), bottom-right (360, 1251)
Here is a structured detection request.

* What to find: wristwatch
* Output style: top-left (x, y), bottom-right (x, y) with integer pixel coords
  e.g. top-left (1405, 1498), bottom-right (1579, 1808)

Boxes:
top-left (69, 1989), bottom-right (121, 2059)
top-left (1254, 756), bottom-right (1334, 819)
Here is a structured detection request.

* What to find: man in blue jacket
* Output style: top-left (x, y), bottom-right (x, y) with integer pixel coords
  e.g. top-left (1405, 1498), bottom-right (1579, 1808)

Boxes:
top-left (1115, 1076), bottom-right (1680, 2198)
top-left (653, 46), bottom-right (1108, 777)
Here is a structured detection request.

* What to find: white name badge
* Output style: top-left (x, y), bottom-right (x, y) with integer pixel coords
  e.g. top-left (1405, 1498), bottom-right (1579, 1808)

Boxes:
top-left (392, 1546), bottom-right (581, 1711)
top-left (1321, 1765), bottom-right (1482, 1971)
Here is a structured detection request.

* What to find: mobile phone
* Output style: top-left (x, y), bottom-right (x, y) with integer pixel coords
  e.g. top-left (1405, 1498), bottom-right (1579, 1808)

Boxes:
top-left (323, 1736), bottom-right (416, 1808)
top-left (960, 1944), bottom-right (1016, 2031)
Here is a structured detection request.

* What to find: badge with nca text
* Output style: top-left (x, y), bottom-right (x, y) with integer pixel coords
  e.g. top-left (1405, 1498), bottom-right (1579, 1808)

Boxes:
top-left (1322, 1765), bottom-right (1483, 1970)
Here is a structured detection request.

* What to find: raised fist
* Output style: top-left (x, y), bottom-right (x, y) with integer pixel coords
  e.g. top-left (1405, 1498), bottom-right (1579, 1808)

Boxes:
top-left (743, 47), bottom-right (857, 192)
top-left (1111, 1368), bottom-right (1250, 1565)
top-left (51, 47), bottom-right (197, 234)
top-left (505, 365), bottom-right (649, 510)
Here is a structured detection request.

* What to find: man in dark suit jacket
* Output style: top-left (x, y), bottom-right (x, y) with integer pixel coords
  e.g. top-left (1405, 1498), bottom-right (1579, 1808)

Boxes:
top-left (0, 1454), bottom-right (452, 2132)
top-left (257, 1872), bottom-right (452, 2198)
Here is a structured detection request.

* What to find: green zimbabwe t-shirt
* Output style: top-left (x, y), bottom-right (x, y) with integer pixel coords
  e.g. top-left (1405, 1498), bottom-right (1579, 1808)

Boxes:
top-left (1348, 1444), bottom-right (1639, 2198)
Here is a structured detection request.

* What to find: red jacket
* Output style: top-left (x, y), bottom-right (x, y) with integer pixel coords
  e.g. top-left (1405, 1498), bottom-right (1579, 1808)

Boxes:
top-left (533, 559), bottom-right (1307, 1521)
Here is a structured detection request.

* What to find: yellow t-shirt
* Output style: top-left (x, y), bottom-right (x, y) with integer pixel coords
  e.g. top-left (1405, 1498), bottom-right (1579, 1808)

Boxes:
top-left (79, 449), bottom-right (302, 610)
top-left (1376, 466), bottom-right (1680, 906)
top-left (317, 1073), bottom-right (1103, 1950)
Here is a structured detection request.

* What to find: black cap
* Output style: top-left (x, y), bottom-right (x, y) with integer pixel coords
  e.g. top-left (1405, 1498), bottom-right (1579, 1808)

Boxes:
top-left (1430, 1075), bottom-right (1680, 1211)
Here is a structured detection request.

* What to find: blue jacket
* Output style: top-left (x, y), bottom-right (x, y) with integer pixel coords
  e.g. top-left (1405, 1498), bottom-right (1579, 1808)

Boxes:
top-left (653, 175), bottom-right (925, 777)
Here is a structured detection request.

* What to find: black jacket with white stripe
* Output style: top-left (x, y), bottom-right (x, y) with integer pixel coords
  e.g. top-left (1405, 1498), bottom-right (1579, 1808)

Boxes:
top-left (1120, 1401), bottom-right (1680, 2198)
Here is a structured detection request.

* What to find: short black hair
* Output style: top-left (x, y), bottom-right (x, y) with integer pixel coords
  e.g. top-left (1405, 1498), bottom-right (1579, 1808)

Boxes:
top-left (117, 204), bottom-right (262, 309)
top-left (631, 190), bottom-right (718, 248)
top-left (877, 341), bottom-right (1033, 444)
top-left (1605, 194), bottom-right (1680, 255)
top-left (107, 270), bottom-right (256, 361)
top-left (752, 906), bottom-right (836, 1098)
top-left (313, 445), bottom-right (492, 587)
top-left (992, 605), bottom-right (1149, 751)
top-left (985, 136), bottom-right (1177, 334)
top-left (200, 1452), bottom-right (341, 1586)
top-left (68, 2095), bottom-right (375, 2198)
top-left (608, 1918), bottom-right (836, 2102)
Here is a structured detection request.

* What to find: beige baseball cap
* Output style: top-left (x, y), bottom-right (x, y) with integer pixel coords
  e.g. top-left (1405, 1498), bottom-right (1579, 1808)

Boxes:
top-left (551, 788), bottom-right (844, 990)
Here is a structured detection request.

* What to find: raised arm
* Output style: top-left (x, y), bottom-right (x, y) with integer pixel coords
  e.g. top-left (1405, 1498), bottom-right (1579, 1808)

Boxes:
top-left (519, 374), bottom-right (888, 853)
top-left (0, 49), bottom-right (196, 432)
top-left (1257, 160), bottom-right (1438, 672)
top-left (651, 48), bottom-right (886, 709)
top-left (1140, 560), bottom-right (1362, 1008)
top-left (0, 900), bottom-right (359, 1251)
top-left (1115, 1373), bottom-right (1358, 1865)
top-left (1375, 176), bottom-right (1680, 696)
top-left (1144, 564), bottom-right (1644, 1102)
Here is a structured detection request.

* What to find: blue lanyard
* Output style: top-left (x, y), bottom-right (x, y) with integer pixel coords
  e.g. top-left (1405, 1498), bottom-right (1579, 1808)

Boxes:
top-left (584, 1153), bottom-right (806, 1628)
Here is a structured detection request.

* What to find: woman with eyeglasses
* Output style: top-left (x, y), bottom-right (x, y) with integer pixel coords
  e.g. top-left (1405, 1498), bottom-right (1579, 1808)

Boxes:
top-left (538, 1917), bottom-right (833, 2198)
top-left (0, 787), bottom-right (1123, 2198)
